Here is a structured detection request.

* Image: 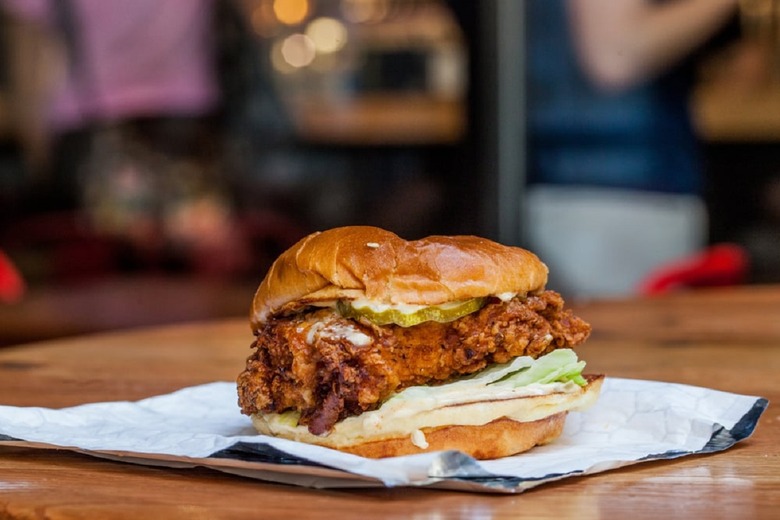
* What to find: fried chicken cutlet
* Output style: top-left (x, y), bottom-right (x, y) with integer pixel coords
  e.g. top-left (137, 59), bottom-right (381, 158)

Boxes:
top-left (237, 290), bottom-right (590, 435)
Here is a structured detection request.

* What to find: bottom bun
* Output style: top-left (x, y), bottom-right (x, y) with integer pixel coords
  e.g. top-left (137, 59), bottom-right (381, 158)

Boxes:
top-left (339, 413), bottom-right (567, 459)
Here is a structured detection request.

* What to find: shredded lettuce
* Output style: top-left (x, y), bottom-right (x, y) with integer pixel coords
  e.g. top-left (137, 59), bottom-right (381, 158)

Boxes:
top-left (489, 348), bottom-right (587, 388)
top-left (384, 348), bottom-right (588, 408)
top-left (276, 410), bottom-right (301, 427)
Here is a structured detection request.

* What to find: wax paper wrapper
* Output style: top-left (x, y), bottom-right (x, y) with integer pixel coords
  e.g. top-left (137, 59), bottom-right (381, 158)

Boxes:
top-left (0, 378), bottom-right (767, 493)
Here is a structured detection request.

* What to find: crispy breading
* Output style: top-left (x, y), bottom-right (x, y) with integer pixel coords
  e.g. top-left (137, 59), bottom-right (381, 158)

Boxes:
top-left (237, 290), bottom-right (590, 435)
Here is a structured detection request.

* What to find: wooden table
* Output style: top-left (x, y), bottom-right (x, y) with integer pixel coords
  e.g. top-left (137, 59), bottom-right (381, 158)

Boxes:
top-left (0, 275), bottom-right (256, 347)
top-left (1, 285), bottom-right (779, 518)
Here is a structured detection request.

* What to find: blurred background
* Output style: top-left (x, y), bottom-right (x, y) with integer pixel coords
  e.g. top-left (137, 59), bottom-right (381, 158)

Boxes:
top-left (1, 0), bottom-right (779, 346)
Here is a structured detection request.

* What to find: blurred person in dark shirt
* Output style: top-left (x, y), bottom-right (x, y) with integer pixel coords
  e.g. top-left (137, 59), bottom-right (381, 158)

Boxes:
top-left (525, 0), bottom-right (740, 297)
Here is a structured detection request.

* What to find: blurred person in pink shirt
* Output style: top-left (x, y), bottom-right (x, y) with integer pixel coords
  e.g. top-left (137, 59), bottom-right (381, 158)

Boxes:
top-left (4, 0), bottom-right (219, 137)
top-left (3, 0), bottom-right (254, 275)
top-left (3, 0), bottom-right (220, 201)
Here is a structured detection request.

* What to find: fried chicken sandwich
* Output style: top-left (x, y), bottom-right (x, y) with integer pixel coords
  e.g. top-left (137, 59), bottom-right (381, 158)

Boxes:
top-left (237, 226), bottom-right (603, 459)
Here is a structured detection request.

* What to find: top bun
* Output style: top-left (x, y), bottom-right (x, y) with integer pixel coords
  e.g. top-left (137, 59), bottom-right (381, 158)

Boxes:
top-left (251, 226), bottom-right (548, 328)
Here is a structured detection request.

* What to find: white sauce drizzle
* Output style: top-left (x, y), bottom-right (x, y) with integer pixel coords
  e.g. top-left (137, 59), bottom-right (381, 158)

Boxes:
top-left (306, 320), bottom-right (372, 346)
top-left (411, 429), bottom-right (429, 449)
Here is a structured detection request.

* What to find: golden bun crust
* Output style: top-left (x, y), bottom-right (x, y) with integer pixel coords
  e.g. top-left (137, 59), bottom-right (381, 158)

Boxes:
top-left (251, 226), bottom-right (548, 328)
top-left (340, 413), bottom-right (567, 460)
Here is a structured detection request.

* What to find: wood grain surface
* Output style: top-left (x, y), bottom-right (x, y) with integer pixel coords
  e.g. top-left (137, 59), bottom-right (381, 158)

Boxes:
top-left (1, 286), bottom-right (779, 519)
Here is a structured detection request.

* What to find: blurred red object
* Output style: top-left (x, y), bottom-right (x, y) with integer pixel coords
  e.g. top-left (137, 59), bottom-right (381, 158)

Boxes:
top-left (0, 250), bottom-right (26, 303)
top-left (2, 212), bottom-right (124, 282)
top-left (638, 243), bottom-right (750, 295)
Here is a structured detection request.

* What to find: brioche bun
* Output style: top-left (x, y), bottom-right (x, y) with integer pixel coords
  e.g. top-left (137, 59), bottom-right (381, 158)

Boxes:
top-left (251, 226), bottom-right (549, 328)
top-left (251, 375), bottom-right (603, 459)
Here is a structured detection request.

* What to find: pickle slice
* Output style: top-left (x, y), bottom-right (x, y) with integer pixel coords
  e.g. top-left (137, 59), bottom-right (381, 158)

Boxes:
top-left (337, 298), bottom-right (487, 327)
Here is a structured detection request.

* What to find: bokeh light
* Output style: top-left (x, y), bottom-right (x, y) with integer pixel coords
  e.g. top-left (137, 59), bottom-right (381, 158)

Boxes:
top-left (341, 0), bottom-right (389, 24)
top-left (280, 33), bottom-right (317, 68)
top-left (306, 17), bottom-right (348, 54)
top-left (274, 0), bottom-right (311, 26)
top-left (251, 0), bottom-right (280, 37)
